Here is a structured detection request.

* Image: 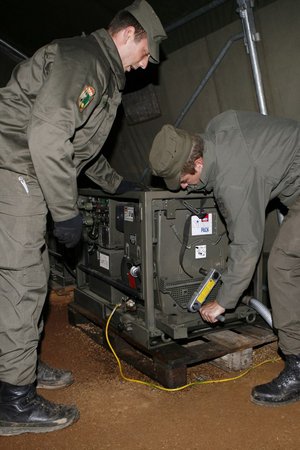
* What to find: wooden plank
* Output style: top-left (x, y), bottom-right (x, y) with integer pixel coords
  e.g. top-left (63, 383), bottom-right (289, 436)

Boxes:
top-left (185, 341), bottom-right (237, 364)
top-left (152, 343), bottom-right (191, 367)
top-left (231, 324), bottom-right (276, 342)
top-left (204, 329), bottom-right (255, 349)
top-left (105, 330), bottom-right (188, 388)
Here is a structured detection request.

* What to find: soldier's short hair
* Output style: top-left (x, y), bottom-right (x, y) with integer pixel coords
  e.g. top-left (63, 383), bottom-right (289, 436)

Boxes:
top-left (108, 11), bottom-right (146, 41)
top-left (181, 134), bottom-right (204, 175)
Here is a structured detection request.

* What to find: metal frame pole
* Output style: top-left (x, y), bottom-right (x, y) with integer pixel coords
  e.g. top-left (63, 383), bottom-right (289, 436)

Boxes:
top-left (0, 38), bottom-right (28, 60)
top-left (174, 32), bottom-right (244, 127)
top-left (237, 0), bottom-right (268, 115)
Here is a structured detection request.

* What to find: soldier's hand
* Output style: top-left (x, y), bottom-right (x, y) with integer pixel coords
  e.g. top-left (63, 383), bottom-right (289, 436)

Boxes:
top-left (200, 300), bottom-right (225, 323)
top-left (53, 214), bottom-right (83, 248)
top-left (115, 179), bottom-right (145, 194)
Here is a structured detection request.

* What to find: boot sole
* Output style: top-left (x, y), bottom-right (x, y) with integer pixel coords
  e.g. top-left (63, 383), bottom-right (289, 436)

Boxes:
top-left (251, 394), bottom-right (300, 407)
top-left (0, 411), bottom-right (80, 436)
top-left (36, 380), bottom-right (74, 390)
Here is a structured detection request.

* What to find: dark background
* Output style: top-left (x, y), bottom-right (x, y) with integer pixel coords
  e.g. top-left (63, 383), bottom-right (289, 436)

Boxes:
top-left (0, 0), bottom-right (275, 57)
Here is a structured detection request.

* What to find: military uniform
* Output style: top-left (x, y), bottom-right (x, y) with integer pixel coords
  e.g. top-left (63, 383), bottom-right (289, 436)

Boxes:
top-left (0, 0), bottom-right (168, 433)
top-left (0, 29), bottom-right (126, 384)
top-left (200, 110), bottom-right (300, 403)
top-left (201, 112), bottom-right (300, 307)
top-left (150, 110), bottom-right (300, 355)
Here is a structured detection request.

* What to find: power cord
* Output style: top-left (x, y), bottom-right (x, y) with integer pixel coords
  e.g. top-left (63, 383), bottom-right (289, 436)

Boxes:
top-left (105, 304), bottom-right (281, 392)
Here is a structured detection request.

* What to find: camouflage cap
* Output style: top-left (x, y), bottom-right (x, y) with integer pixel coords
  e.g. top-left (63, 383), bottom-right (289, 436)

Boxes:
top-left (125, 0), bottom-right (167, 63)
top-left (149, 124), bottom-right (193, 190)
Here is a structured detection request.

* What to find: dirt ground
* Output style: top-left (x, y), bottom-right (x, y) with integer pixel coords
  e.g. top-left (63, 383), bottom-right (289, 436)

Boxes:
top-left (2, 289), bottom-right (300, 450)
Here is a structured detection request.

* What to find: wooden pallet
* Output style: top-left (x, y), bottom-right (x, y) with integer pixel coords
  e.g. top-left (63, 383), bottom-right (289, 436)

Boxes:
top-left (68, 304), bottom-right (277, 388)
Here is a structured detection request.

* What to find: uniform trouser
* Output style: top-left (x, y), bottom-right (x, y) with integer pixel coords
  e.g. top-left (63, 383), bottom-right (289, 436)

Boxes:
top-left (268, 195), bottom-right (300, 355)
top-left (0, 169), bottom-right (49, 385)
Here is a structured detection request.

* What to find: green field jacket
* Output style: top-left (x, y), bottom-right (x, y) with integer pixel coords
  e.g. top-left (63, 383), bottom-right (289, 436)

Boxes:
top-left (0, 29), bottom-right (125, 221)
top-left (200, 110), bottom-right (300, 309)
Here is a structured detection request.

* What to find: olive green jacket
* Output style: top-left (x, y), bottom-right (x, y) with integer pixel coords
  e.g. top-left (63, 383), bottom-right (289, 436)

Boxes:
top-left (0, 29), bottom-right (125, 221)
top-left (200, 110), bottom-right (300, 309)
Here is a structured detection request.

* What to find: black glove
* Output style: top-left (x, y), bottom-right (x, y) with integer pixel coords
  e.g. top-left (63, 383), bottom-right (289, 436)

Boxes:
top-left (53, 214), bottom-right (83, 248)
top-left (115, 179), bottom-right (145, 194)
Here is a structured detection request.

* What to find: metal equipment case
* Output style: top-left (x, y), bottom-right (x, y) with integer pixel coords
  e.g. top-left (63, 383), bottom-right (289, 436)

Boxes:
top-left (70, 188), bottom-right (265, 351)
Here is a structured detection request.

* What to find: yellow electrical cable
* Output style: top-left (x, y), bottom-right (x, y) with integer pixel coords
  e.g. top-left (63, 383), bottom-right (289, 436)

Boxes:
top-left (105, 303), bottom-right (281, 392)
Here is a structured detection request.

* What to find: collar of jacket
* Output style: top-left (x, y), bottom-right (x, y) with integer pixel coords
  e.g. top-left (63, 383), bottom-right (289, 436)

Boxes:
top-left (91, 29), bottom-right (126, 91)
top-left (197, 133), bottom-right (216, 192)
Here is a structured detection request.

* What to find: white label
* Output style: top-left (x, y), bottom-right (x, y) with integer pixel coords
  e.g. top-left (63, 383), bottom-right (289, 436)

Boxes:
top-left (124, 206), bottom-right (134, 222)
top-left (191, 213), bottom-right (212, 235)
top-left (99, 252), bottom-right (109, 270)
top-left (195, 245), bottom-right (207, 259)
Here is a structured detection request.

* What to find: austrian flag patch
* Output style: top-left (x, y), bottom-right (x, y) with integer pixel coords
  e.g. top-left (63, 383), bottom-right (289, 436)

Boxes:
top-left (78, 85), bottom-right (96, 112)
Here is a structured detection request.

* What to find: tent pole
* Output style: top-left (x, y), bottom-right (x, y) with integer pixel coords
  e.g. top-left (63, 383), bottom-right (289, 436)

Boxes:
top-left (237, 0), bottom-right (268, 115)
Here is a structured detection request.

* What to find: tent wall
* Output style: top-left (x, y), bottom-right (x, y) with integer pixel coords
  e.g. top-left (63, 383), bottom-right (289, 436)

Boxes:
top-left (107, 0), bottom-right (300, 182)
top-left (0, 0), bottom-right (298, 182)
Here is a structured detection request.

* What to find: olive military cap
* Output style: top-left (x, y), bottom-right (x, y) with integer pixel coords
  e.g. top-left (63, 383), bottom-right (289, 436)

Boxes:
top-left (125, 0), bottom-right (167, 63)
top-left (149, 124), bottom-right (193, 190)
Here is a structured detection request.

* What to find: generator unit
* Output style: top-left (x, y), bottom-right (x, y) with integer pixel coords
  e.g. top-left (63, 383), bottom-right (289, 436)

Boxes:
top-left (71, 188), bottom-right (262, 350)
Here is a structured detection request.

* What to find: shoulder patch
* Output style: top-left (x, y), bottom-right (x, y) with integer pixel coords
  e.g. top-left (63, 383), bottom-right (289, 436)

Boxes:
top-left (78, 85), bottom-right (96, 112)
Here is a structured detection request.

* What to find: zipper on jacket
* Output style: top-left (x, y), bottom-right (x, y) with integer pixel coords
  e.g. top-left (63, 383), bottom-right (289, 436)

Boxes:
top-left (18, 176), bottom-right (29, 194)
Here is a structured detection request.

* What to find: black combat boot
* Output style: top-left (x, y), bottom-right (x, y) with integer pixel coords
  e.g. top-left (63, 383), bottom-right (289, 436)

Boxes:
top-left (251, 354), bottom-right (300, 406)
top-left (0, 381), bottom-right (79, 435)
top-left (37, 360), bottom-right (74, 389)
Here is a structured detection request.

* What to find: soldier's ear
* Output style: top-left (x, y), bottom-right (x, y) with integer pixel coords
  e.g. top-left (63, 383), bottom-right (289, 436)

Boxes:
top-left (123, 26), bottom-right (136, 44)
top-left (194, 157), bottom-right (203, 170)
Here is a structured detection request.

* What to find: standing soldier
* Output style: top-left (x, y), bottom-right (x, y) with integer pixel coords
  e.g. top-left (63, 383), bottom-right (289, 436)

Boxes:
top-left (0, 0), bottom-right (166, 435)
